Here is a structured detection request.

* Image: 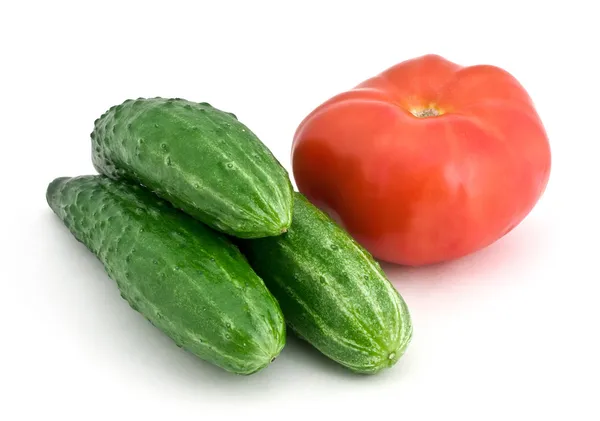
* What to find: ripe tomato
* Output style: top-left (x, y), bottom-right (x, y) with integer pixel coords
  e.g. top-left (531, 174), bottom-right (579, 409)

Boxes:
top-left (292, 54), bottom-right (551, 266)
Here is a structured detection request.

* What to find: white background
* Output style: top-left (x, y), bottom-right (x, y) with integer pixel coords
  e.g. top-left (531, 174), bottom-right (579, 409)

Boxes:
top-left (2, 1), bottom-right (599, 419)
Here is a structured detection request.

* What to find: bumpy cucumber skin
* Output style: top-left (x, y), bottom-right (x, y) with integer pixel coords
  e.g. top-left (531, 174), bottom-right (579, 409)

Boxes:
top-left (91, 97), bottom-right (293, 239)
top-left (239, 193), bottom-right (412, 374)
top-left (47, 175), bottom-right (286, 375)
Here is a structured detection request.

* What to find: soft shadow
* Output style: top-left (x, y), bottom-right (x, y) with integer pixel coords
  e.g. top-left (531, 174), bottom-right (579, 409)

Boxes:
top-left (282, 334), bottom-right (363, 379)
top-left (42, 212), bottom-right (283, 395)
top-left (282, 333), bottom-right (412, 383)
top-left (42, 209), bottom-right (421, 394)
top-left (379, 217), bottom-right (551, 291)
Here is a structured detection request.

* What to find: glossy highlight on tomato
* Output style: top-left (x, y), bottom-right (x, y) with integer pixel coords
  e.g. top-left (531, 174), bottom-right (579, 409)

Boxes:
top-left (292, 54), bottom-right (551, 266)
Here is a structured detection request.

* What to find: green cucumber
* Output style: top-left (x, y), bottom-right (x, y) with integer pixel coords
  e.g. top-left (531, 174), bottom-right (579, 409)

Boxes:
top-left (91, 97), bottom-right (293, 239)
top-left (47, 175), bottom-right (286, 375)
top-left (239, 193), bottom-right (412, 374)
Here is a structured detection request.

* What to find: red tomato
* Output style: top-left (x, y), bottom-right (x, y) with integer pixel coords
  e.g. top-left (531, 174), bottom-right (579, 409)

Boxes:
top-left (292, 54), bottom-right (551, 266)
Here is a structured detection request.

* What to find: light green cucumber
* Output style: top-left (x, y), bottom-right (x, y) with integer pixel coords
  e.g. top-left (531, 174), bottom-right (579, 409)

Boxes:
top-left (47, 175), bottom-right (285, 375)
top-left (239, 193), bottom-right (413, 374)
top-left (91, 97), bottom-right (293, 238)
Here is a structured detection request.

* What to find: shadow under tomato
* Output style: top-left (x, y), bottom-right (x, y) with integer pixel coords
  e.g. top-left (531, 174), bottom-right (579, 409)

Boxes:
top-left (379, 214), bottom-right (551, 291)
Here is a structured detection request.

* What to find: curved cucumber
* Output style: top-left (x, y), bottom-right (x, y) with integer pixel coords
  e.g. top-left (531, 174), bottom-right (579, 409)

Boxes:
top-left (47, 175), bottom-right (286, 375)
top-left (239, 193), bottom-right (412, 374)
top-left (91, 97), bottom-right (293, 238)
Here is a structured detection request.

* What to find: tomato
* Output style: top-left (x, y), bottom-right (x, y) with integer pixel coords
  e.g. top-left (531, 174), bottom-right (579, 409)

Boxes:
top-left (292, 54), bottom-right (551, 266)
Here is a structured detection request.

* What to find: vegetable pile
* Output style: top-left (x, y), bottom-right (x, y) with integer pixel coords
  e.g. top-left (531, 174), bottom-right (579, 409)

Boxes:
top-left (48, 97), bottom-right (412, 375)
top-left (49, 54), bottom-right (550, 377)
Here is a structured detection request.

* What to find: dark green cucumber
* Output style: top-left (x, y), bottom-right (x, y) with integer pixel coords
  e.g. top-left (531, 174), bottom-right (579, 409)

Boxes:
top-left (47, 175), bottom-right (285, 375)
top-left (91, 97), bottom-right (293, 238)
top-left (238, 193), bottom-right (412, 374)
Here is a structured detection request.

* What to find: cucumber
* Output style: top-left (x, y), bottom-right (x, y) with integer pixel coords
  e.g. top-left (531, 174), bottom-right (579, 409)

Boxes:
top-left (46, 175), bottom-right (286, 375)
top-left (238, 193), bottom-right (412, 374)
top-left (91, 97), bottom-right (293, 239)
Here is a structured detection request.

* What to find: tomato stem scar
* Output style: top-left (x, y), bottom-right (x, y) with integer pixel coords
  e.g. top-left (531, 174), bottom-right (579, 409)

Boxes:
top-left (411, 107), bottom-right (441, 118)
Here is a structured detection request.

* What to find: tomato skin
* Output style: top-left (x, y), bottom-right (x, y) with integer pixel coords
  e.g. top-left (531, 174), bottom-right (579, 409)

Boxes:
top-left (292, 54), bottom-right (551, 266)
